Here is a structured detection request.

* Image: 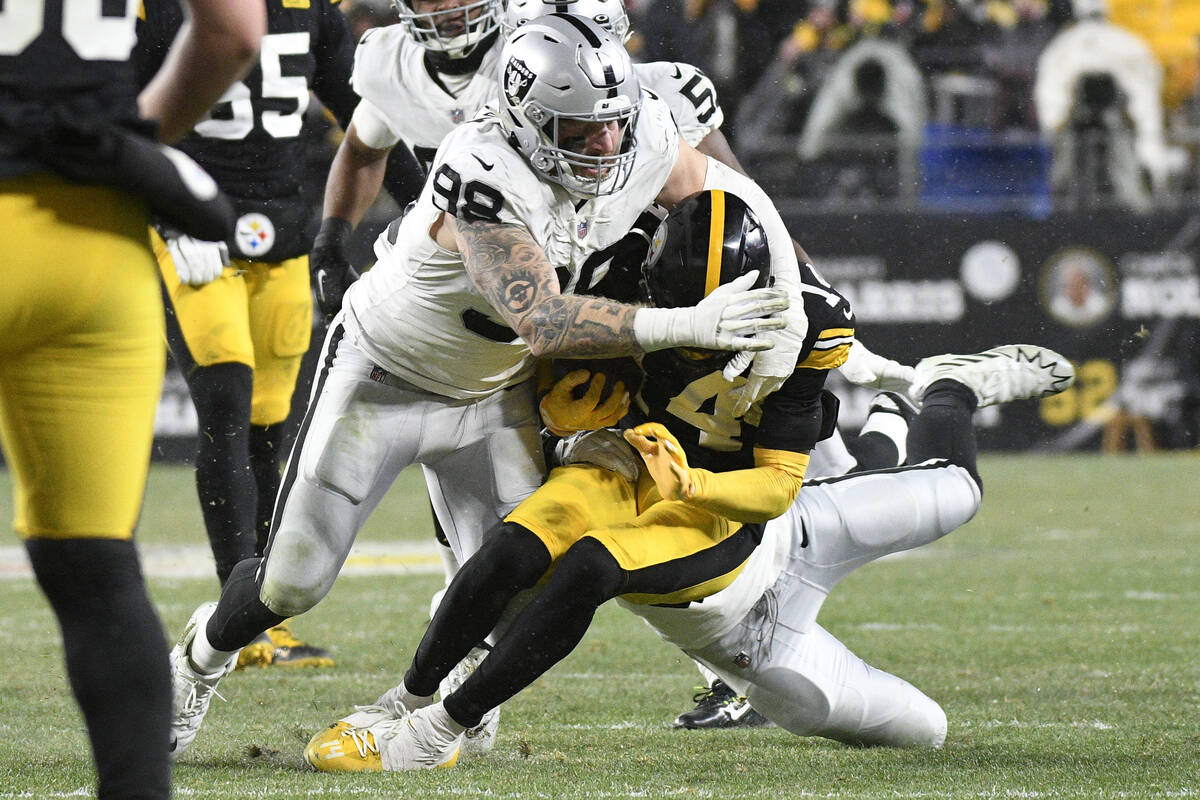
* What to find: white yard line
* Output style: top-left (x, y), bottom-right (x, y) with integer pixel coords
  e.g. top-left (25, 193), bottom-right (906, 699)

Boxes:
top-left (0, 541), bottom-right (443, 580)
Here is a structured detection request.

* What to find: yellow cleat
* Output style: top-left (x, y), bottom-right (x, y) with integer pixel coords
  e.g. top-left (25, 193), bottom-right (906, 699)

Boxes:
top-left (235, 633), bottom-right (274, 670)
top-left (304, 725), bottom-right (383, 772)
top-left (265, 621), bottom-right (334, 668)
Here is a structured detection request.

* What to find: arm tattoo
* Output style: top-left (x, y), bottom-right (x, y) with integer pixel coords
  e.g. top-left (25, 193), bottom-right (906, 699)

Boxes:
top-left (457, 220), bottom-right (645, 357)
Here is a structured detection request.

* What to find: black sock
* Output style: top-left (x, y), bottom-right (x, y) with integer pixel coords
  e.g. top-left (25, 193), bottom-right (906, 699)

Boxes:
top-left (248, 422), bottom-right (286, 557)
top-left (187, 363), bottom-right (256, 585)
top-left (443, 537), bottom-right (622, 728)
top-left (204, 558), bottom-right (286, 651)
top-left (908, 379), bottom-right (982, 489)
top-left (846, 431), bottom-right (901, 472)
top-left (25, 538), bottom-right (170, 800)
top-left (405, 524), bottom-right (550, 697)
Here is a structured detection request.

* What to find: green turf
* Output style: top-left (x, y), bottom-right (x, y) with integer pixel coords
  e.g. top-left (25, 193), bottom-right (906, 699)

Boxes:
top-left (1, 454), bottom-right (1198, 798)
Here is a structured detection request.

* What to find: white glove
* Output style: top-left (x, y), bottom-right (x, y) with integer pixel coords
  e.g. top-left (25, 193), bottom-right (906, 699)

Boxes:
top-left (838, 339), bottom-right (915, 392)
top-left (166, 235), bottom-right (229, 286)
top-left (553, 428), bottom-right (642, 484)
top-left (724, 272), bottom-right (809, 417)
top-left (633, 270), bottom-right (789, 353)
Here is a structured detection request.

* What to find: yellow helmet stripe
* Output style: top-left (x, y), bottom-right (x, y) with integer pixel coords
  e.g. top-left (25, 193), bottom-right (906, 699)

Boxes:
top-left (704, 190), bottom-right (726, 297)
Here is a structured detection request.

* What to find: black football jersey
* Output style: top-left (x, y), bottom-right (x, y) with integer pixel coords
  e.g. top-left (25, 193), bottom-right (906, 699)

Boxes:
top-left (134, 0), bottom-right (360, 259)
top-left (637, 261), bottom-right (856, 474)
top-left (0, 0), bottom-right (144, 177)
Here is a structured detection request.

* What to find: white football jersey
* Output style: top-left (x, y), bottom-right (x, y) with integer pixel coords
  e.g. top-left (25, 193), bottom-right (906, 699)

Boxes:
top-left (343, 92), bottom-right (681, 400)
top-left (349, 25), bottom-right (503, 170)
top-left (634, 61), bottom-right (724, 148)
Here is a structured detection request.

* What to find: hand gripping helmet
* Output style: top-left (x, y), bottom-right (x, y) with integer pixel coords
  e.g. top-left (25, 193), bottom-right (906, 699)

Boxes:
top-left (391, 0), bottom-right (505, 58)
top-left (498, 13), bottom-right (641, 198)
top-left (501, 0), bottom-right (632, 42)
top-left (641, 189), bottom-right (771, 372)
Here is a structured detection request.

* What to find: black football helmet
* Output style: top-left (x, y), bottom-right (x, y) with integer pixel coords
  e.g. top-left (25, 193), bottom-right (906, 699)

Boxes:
top-left (640, 189), bottom-right (771, 372)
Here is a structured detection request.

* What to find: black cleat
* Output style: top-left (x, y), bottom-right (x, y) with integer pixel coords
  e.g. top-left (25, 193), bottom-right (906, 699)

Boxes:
top-left (673, 680), bottom-right (771, 729)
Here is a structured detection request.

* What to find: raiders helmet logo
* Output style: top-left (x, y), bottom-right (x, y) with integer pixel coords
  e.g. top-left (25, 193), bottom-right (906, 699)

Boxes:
top-left (504, 58), bottom-right (535, 106)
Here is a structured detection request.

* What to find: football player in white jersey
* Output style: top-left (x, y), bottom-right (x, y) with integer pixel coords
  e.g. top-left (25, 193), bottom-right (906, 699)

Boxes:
top-left (619, 349), bottom-right (1077, 747)
top-left (165, 13), bottom-right (810, 761)
top-left (310, 0), bottom-right (508, 316)
top-left (297, 192), bottom-right (1076, 769)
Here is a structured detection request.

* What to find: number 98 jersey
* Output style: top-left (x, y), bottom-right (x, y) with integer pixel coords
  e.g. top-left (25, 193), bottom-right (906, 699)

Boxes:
top-left (637, 261), bottom-right (856, 474)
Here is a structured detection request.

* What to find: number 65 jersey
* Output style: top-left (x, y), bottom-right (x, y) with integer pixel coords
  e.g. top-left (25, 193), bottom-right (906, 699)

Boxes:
top-left (342, 93), bottom-right (681, 400)
top-left (637, 261), bottom-right (857, 473)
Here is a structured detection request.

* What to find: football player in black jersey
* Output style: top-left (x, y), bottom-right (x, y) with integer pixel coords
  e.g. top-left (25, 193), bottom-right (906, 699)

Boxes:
top-left (0, 0), bottom-right (262, 795)
top-left (301, 188), bottom-right (852, 770)
top-left (134, 0), bottom-right (399, 668)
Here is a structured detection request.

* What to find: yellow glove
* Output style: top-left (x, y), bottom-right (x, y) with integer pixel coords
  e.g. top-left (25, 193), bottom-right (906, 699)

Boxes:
top-left (623, 422), bottom-right (697, 501)
top-left (539, 369), bottom-right (630, 437)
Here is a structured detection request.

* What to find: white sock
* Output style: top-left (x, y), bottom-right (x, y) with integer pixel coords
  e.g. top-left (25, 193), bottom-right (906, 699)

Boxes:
top-left (428, 701), bottom-right (468, 738)
top-left (382, 680), bottom-right (435, 713)
top-left (189, 623), bottom-right (238, 674)
top-left (860, 409), bottom-right (909, 464)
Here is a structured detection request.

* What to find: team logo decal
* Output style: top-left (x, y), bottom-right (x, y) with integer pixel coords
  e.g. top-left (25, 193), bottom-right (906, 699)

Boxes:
top-left (235, 213), bottom-right (275, 256)
top-left (504, 58), bottom-right (535, 106)
top-left (450, 108), bottom-right (465, 124)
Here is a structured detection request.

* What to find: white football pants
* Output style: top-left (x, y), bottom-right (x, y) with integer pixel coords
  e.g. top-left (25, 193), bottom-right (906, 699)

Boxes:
top-left (637, 460), bottom-right (981, 747)
top-left (258, 320), bottom-right (546, 616)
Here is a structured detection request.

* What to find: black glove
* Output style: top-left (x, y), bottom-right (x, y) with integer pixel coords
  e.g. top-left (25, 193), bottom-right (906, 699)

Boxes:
top-left (311, 218), bottom-right (358, 319)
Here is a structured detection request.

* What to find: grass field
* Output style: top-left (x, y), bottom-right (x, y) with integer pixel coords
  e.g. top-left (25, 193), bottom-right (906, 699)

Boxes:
top-left (1, 454), bottom-right (1198, 799)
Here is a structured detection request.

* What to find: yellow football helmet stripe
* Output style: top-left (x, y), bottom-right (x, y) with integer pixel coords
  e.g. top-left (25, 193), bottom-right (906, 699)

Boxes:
top-left (704, 189), bottom-right (725, 297)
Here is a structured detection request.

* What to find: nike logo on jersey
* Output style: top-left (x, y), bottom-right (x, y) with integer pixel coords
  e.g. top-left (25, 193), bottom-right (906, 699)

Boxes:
top-left (473, 155), bottom-right (495, 171)
top-left (672, 65), bottom-right (683, 80)
top-left (842, 307), bottom-right (853, 319)
top-left (169, 736), bottom-right (178, 752)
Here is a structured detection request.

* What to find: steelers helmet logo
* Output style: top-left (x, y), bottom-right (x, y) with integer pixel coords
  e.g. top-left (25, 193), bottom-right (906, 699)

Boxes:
top-left (235, 213), bottom-right (275, 257)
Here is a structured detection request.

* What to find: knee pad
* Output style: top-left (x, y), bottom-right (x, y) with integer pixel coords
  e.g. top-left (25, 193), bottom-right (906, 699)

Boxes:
top-left (257, 543), bottom-right (332, 617)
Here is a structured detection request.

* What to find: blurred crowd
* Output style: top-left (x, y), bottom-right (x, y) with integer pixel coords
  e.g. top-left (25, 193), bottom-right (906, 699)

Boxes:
top-left (328, 0), bottom-right (1200, 212)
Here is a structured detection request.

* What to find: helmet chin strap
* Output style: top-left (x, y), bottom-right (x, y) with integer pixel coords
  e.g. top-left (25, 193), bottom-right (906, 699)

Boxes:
top-left (426, 29), bottom-right (499, 74)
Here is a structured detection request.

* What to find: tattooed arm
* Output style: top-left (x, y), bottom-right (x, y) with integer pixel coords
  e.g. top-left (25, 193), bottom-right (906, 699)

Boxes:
top-left (452, 216), bottom-right (644, 358)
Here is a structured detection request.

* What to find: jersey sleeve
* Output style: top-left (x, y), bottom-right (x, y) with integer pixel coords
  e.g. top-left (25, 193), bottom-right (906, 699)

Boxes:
top-left (753, 262), bottom-right (855, 454)
top-left (637, 62), bottom-right (725, 148)
top-left (312, 0), bottom-right (360, 130)
top-left (350, 97), bottom-right (402, 149)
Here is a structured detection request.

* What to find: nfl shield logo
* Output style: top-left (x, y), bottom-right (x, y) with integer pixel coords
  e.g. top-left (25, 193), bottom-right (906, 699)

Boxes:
top-left (450, 108), bottom-right (465, 124)
top-left (576, 219), bottom-right (589, 238)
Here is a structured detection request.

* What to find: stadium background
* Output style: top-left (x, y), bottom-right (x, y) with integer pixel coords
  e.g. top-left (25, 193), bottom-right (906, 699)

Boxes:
top-left (149, 0), bottom-right (1200, 458)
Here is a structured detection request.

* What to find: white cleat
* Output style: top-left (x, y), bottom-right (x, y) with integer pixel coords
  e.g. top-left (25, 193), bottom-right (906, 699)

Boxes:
top-left (168, 602), bottom-right (237, 760)
top-left (440, 645), bottom-right (499, 756)
top-left (376, 703), bottom-right (463, 771)
top-left (909, 345), bottom-right (1075, 408)
top-left (303, 683), bottom-right (435, 766)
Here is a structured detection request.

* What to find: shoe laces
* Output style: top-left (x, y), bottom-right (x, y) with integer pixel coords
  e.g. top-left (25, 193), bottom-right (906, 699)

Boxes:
top-left (692, 680), bottom-right (736, 708)
top-left (352, 697), bottom-right (409, 720)
top-left (179, 675), bottom-right (226, 718)
top-left (344, 727), bottom-right (382, 758)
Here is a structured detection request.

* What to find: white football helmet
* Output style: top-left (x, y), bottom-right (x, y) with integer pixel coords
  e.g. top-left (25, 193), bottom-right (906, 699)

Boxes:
top-left (391, 0), bottom-right (505, 58)
top-left (498, 13), bottom-right (641, 198)
top-left (501, 0), bottom-right (631, 42)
